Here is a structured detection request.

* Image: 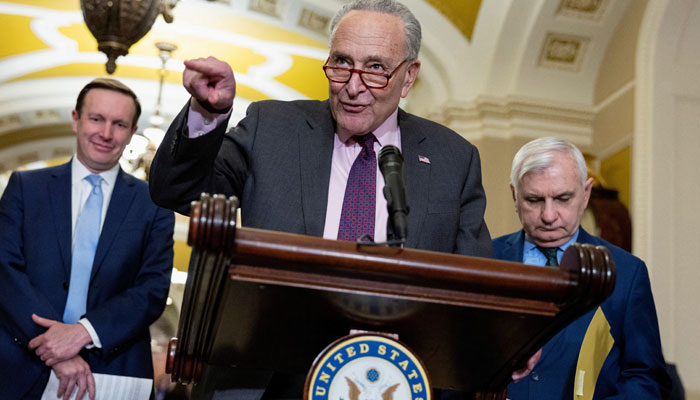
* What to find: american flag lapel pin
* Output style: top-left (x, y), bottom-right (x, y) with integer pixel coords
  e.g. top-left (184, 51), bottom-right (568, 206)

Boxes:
top-left (418, 155), bottom-right (431, 164)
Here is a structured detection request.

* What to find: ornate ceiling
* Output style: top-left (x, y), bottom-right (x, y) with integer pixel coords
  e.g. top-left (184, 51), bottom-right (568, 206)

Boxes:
top-left (0, 0), bottom-right (633, 177)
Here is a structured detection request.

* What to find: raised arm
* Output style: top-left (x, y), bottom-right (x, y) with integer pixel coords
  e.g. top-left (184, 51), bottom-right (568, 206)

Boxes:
top-left (149, 57), bottom-right (242, 214)
top-left (183, 56), bottom-right (236, 114)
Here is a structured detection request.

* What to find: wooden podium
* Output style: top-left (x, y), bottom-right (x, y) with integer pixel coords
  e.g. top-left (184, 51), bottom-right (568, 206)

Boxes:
top-left (166, 194), bottom-right (615, 399)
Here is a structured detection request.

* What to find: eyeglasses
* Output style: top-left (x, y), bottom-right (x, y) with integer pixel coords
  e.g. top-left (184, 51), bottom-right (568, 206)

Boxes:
top-left (323, 58), bottom-right (409, 89)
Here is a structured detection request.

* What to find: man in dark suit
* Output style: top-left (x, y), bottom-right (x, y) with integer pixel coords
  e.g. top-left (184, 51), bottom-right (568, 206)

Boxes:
top-left (0, 78), bottom-right (175, 400)
top-left (148, 0), bottom-right (491, 258)
top-left (493, 137), bottom-right (670, 399)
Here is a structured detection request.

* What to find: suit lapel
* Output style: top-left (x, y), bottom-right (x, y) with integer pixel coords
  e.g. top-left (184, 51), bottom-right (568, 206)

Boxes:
top-left (398, 109), bottom-right (430, 250)
top-left (502, 231), bottom-right (525, 262)
top-left (576, 227), bottom-right (595, 244)
top-left (90, 169), bottom-right (135, 281)
top-left (299, 101), bottom-right (335, 236)
top-left (49, 163), bottom-right (73, 277)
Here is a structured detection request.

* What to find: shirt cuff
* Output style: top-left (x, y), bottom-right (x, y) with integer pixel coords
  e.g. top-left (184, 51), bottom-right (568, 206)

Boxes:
top-left (77, 318), bottom-right (101, 349)
top-left (187, 97), bottom-right (232, 138)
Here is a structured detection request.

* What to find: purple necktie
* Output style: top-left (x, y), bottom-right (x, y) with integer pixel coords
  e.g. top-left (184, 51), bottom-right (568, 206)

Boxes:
top-left (338, 133), bottom-right (377, 241)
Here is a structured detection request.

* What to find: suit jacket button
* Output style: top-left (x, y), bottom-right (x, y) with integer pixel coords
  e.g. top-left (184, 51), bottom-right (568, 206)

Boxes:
top-left (63, 282), bottom-right (69, 290)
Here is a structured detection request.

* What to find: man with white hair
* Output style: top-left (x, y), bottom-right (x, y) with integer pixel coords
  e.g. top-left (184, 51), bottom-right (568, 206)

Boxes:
top-left (149, 0), bottom-right (491, 398)
top-left (493, 136), bottom-right (670, 399)
top-left (149, 0), bottom-right (491, 257)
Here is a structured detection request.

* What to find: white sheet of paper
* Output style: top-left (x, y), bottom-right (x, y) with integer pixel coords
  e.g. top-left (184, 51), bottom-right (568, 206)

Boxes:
top-left (41, 370), bottom-right (152, 400)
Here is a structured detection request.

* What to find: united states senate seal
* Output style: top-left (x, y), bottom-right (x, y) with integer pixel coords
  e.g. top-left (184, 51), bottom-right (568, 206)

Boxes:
top-left (304, 333), bottom-right (432, 400)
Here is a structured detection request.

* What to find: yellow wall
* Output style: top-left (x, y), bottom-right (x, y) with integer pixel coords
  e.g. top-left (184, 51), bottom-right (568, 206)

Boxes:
top-left (600, 146), bottom-right (630, 209)
top-left (173, 240), bottom-right (192, 271)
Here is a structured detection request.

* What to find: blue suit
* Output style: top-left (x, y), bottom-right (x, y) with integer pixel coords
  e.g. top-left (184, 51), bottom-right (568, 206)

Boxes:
top-left (0, 162), bottom-right (174, 399)
top-left (494, 228), bottom-right (670, 399)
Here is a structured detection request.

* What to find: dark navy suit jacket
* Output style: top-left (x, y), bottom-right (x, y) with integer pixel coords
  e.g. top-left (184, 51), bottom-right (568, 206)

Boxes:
top-left (0, 162), bottom-right (174, 399)
top-left (494, 228), bottom-right (670, 399)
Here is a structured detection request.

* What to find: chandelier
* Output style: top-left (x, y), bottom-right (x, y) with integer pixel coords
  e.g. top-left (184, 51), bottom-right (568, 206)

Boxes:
top-left (81, 0), bottom-right (178, 74)
top-left (122, 41), bottom-right (177, 179)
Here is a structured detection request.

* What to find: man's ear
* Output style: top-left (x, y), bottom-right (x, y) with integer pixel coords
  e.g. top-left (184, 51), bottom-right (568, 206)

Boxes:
top-left (71, 109), bottom-right (79, 134)
top-left (582, 177), bottom-right (594, 207)
top-left (401, 60), bottom-right (421, 98)
top-left (510, 184), bottom-right (517, 203)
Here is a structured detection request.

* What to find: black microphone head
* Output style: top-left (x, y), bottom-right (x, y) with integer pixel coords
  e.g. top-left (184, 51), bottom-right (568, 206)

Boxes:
top-left (379, 145), bottom-right (401, 160)
top-left (378, 145), bottom-right (403, 174)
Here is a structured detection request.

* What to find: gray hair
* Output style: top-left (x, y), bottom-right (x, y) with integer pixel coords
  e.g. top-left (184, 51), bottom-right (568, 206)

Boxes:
top-left (510, 137), bottom-right (588, 195)
top-left (329, 0), bottom-right (422, 61)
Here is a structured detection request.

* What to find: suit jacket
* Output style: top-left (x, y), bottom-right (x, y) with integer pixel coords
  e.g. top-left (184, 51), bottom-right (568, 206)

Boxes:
top-left (494, 229), bottom-right (670, 399)
top-left (149, 99), bottom-right (491, 257)
top-left (0, 162), bottom-right (174, 399)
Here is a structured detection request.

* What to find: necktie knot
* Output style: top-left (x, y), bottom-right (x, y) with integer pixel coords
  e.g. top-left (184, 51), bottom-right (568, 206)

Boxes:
top-left (85, 174), bottom-right (102, 193)
top-left (536, 245), bottom-right (560, 267)
top-left (354, 133), bottom-right (376, 151)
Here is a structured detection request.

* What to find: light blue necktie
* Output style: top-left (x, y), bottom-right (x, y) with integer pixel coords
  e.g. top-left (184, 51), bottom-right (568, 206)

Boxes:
top-left (63, 174), bottom-right (103, 324)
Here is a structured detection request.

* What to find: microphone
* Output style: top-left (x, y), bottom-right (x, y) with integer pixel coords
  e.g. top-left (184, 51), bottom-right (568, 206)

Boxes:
top-left (378, 145), bottom-right (409, 244)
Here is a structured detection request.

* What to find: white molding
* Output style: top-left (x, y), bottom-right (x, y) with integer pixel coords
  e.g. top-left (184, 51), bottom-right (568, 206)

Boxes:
top-left (0, 108), bottom-right (71, 135)
top-left (593, 79), bottom-right (635, 113)
top-left (427, 95), bottom-right (594, 144)
top-left (596, 133), bottom-right (632, 160)
top-left (0, 136), bottom-right (74, 173)
top-left (634, 3), bottom-right (700, 389)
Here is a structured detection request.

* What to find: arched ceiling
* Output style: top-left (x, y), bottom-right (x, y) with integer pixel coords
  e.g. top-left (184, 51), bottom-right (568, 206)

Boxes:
top-left (0, 0), bottom-right (634, 176)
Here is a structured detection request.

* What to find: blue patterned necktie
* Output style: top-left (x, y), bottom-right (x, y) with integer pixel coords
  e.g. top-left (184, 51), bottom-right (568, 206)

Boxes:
top-left (338, 133), bottom-right (377, 241)
top-left (537, 245), bottom-right (560, 267)
top-left (63, 174), bottom-right (103, 324)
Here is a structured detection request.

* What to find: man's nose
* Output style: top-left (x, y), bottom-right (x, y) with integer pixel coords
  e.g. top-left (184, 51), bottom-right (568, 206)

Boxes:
top-left (344, 71), bottom-right (367, 96)
top-left (99, 124), bottom-right (114, 140)
top-left (541, 200), bottom-right (557, 223)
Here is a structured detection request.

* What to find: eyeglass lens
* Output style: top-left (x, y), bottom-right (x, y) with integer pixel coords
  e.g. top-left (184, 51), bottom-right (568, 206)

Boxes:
top-left (325, 68), bottom-right (388, 87)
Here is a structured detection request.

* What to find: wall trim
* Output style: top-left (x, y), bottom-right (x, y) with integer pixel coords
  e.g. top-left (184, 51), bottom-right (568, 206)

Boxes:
top-left (428, 95), bottom-right (595, 145)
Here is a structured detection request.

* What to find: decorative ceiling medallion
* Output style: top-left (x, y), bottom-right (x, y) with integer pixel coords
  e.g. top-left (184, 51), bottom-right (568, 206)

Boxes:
top-left (249, 0), bottom-right (282, 19)
top-left (539, 33), bottom-right (590, 72)
top-left (298, 8), bottom-right (331, 36)
top-left (556, 0), bottom-right (609, 20)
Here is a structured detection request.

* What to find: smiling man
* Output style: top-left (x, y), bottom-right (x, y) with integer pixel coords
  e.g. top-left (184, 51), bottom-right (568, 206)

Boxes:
top-left (494, 136), bottom-right (670, 399)
top-left (0, 78), bottom-right (174, 400)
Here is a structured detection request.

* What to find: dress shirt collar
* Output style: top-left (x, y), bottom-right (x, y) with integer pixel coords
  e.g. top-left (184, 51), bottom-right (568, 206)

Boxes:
top-left (71, 156), bottom-right (119, 188)
top-left (522, 229), bottom-right (580, 266)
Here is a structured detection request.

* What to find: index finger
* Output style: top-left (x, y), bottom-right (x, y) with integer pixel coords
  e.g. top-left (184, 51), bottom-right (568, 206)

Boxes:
top-left (183, 57), bottom-right (226, 77)
top-left (28, 334), bottom-right (43, 350)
